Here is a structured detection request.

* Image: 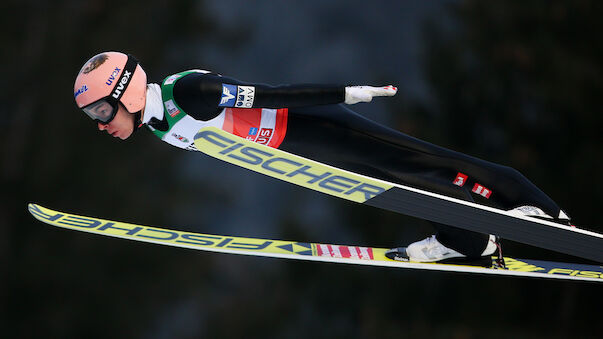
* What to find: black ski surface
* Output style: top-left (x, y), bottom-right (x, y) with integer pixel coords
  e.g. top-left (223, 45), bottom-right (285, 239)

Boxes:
top-left (368, 188), bottom-right (602, 262)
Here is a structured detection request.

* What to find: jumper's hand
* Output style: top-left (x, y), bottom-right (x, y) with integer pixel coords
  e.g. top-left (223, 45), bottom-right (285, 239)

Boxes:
top-left (344, 85), bottom-right (397, 104)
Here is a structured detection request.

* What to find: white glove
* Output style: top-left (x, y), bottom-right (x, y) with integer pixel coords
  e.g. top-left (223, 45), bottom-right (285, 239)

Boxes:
top-left (344, 85), bottom-right (397, 104)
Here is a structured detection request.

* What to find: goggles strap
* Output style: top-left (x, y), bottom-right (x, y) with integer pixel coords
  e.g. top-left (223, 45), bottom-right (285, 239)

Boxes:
top-left (110, 54), bottom-right (139, 103)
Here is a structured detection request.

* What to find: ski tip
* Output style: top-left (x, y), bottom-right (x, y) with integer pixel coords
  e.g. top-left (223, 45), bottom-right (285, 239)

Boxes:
top-left (27, 202), bottom-right (42, 212)
top-left (28, 203), bottom-right (48, 221)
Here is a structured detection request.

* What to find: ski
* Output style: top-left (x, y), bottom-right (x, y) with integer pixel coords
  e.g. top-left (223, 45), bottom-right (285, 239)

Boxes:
top-left (28, 203), bottom-right (603, 282)
top-left (193, 127), bottom-right (603, 262)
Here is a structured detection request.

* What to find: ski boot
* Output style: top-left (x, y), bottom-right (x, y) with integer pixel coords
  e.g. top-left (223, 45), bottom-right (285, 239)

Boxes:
top-left (385, 235), bottom-right (499, 267)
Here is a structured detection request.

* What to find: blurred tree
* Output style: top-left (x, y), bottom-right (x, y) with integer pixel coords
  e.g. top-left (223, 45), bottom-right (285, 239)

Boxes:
top-left (1, 0), bottom-right (215, 337)
top-left (403, 0), bottom-right (602, 231)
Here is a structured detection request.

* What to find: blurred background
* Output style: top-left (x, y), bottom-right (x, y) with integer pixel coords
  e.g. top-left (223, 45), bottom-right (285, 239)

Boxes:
top-left (2, 0), bottom-right (602, 338)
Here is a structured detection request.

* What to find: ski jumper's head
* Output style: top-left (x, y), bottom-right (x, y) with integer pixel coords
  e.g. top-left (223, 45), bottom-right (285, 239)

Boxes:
top-left (74, 51), bottom-right (147, 139)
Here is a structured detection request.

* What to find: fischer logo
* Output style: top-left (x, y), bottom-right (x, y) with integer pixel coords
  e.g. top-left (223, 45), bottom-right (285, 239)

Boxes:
top-left (29, 204), bottom-right (274, 252)
top-left (453, 172), bottom-right (468, 187)
top-left (472, 183), bottom-right (492, 199)
top-left (111, 70), bottom-right (132, 99)
top-left (503, 258), bottom-right (602, 279)
top-left (105, 67), bottom-right (121, 86)
top-left (194, 129), bottom-right (390, 202)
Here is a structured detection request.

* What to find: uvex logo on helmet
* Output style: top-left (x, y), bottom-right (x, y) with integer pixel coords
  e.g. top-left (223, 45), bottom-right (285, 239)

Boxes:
top-left (105, 67), bottom-right (121, 85)
top-left (111, 70), bottom-right (132, 99)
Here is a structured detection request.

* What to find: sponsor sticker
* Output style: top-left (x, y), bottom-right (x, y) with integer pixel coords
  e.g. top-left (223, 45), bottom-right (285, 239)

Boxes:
top-left (164, 100), bottom-right (180, 117)
top-left (245, 127), bottom-right (259, 141)
top-left (164, 74), bottom-right (182, 85)
top-left (235, 86), bottom-right (255, 108)
top-left (255, 128), bottom-right (273, 145)
top-left (472, 183), bottom-right (492, 198)
top-left (316, 244), bottom-right (374, 260)
top-left (74, 85), bottom-right (88, 98)
top-left (453, 172), bottom-right (468, 187)
top-left (171, 133), bottom-right (189, 143)
top-left (219, 84), bottom-right (237, 107)
top-left (82, 54), bottom-right (108, 74)
top-left (105, 67), bottom-right (121, 86)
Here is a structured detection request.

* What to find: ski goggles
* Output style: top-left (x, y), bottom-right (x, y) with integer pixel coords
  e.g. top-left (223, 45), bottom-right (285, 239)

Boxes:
top-left (82, 99), bottom-right (120, 124)
top-left (81, 54), bottom-right (139, 124)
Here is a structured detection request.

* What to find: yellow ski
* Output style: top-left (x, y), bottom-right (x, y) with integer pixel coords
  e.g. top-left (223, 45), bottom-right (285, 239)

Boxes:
top-left (28, 203), bottom-right (603, 282)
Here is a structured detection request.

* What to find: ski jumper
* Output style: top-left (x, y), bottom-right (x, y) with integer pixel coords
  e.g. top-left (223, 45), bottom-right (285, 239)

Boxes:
top-left (142, 70), bottom-right (567, 257)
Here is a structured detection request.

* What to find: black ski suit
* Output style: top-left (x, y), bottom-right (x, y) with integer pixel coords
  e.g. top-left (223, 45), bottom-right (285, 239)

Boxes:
top-left (159, 72), bottom-right (566, 257)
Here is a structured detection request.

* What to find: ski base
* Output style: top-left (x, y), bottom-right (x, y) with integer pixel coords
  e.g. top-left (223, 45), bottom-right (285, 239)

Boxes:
top-left (28, 204), bottom-right (603, 282)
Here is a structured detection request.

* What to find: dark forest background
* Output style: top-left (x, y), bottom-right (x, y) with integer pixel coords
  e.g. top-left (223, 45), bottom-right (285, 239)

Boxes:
top-left (2, 0), bottom-right (602, 338)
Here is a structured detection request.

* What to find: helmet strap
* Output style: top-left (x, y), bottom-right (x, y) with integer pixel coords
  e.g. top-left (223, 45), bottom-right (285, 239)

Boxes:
top-left (132, 111), bottom-right (143, 133)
